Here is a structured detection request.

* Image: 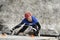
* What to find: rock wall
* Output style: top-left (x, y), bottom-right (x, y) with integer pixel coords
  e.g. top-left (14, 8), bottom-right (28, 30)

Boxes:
top-left (0, 0), bottom-right (60, 33)
top-left (0, 36), bottom-right (58, 40)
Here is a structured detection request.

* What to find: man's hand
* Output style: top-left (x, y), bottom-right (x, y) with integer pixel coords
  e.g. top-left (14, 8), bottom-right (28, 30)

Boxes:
top-left (10, 28), bottom-right (15, 34)
top-left (12, 28), bottom-right (15, 30)
top-left (10, 30), bottom-right (13, 34)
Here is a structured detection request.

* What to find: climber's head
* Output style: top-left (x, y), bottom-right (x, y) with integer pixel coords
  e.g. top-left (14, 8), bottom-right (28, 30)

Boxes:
top-left (25, 11), bottom-right (32, 22)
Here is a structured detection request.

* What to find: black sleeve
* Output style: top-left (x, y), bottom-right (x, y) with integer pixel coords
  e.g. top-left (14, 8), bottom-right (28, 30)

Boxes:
top-left (12, 21), bottom-right (24, 30)
top-left (36, 22), bottom-right (41, 30)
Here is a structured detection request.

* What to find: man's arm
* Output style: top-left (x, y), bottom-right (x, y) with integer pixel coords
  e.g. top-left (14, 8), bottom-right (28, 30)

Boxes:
top-left (12, 22), bottom-right (23, 30)
top-left (33, 16), bottom-right (41, 30)
top-left (12, 18), bottom-right (25, 30)
top-left (36, 22), bottom-right (41, 31)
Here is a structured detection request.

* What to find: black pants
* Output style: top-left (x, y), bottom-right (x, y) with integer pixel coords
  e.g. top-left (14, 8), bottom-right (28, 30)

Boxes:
top-left (16, 25), bottom-right (39, 36)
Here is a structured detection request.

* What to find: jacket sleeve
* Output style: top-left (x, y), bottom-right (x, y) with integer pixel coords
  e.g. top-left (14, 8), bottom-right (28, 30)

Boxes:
top-left (36, 22), bottom-right (41, 31)
top-left (13, 22), bottom-right (24, 29)
top-left (12, 19), bottom-right (25, 30)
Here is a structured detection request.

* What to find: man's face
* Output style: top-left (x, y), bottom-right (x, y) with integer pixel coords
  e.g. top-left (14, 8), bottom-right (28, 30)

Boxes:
top-left (27, 16), bottom-right (32, 22)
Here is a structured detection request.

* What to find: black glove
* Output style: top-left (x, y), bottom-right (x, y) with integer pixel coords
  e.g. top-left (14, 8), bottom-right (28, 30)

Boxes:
top-left (10, 28), bottom-right (15, 33)
top-left (33, 30), bottom-right (39, 36)
top-left (10, 30), bottom-right (13, 33)
top-left (12, 28), bottom-right (15, 30)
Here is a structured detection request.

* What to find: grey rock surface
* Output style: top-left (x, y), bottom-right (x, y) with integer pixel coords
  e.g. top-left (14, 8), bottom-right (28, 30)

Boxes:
top-left (0, 36), bottom-right (58, 40)
top-left (0, 0), bottom-right (60, 32)
top-left (0, 0), bottom-right (60, 40)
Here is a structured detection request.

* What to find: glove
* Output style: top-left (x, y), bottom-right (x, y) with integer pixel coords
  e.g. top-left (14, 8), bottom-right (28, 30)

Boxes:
top-left (10, 30), bottom-right (13, 33)
top-left (12, 28), bottom-right (15, 30)
top-left (10, 28), bottom-right (15, 33)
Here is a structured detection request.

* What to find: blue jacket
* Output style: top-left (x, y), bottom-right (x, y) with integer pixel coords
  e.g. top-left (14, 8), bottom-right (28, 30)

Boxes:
top-left (21, 16), bottom-right (38, 26)
top-left (13, 16), bottom-right (41, 30)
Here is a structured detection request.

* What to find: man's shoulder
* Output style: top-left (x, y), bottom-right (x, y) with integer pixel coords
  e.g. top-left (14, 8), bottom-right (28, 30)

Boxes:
top-left (32, 16), bottom-right (37, 19)
top-left (22, 18), bottom-right (27, 21)
top-left (32, 16), bottom-right (36, 18)
top-left (32, 16), bottom-right (38, 22)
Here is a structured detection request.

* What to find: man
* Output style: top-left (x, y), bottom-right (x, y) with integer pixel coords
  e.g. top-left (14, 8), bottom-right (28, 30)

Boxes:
top-left (12, 11), bottom-right (41, 36)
